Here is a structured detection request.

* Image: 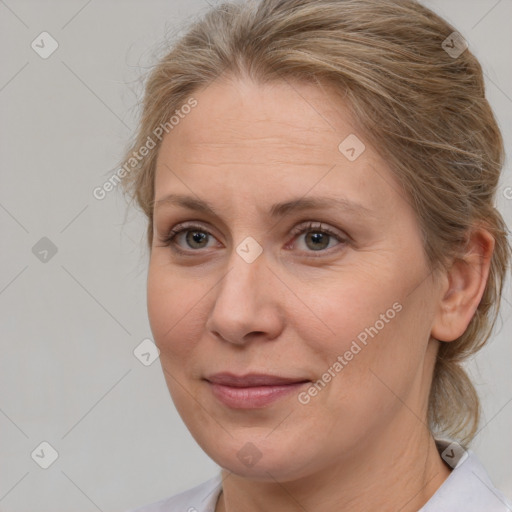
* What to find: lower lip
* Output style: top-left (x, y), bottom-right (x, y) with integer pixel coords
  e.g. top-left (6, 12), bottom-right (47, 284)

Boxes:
top-left (207, 381), bottom-right (309, 409)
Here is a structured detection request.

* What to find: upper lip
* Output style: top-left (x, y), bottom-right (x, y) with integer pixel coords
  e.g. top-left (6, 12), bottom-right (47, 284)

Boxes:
top-left (205, 372), bottom-right (310, 387)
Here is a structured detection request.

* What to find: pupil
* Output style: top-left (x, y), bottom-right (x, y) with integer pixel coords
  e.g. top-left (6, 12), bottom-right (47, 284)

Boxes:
top-left (308, 232), bottom-right (328, 250)
top-left (188, 231), bottom-right (207, 247)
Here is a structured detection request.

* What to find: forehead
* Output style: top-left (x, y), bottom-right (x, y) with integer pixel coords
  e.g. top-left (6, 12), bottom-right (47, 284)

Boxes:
top-left (154, 76), bottom-right (403, 217)
top-left (163, 76), bottom-right (358, 157)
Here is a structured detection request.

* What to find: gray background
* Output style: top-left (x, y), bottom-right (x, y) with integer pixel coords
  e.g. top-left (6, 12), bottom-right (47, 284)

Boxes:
top-left (0, 1), bottom-right (510, 511)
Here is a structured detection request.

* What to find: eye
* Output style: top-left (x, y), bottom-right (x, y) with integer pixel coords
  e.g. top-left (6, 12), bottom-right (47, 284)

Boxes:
top-left (160, 223), bottom-right (219, 252)
top-left (287, 221), bottom-right (346, 253)
top-left (158, 220), bottom-right (347, 255)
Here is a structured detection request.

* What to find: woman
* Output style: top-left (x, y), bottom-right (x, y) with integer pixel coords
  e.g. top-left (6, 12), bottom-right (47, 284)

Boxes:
top-left (122, 0), bottom-right (511, 510)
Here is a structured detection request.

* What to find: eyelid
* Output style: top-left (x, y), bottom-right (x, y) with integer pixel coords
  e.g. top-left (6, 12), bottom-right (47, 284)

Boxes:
top-left (167, 221), bottom-right (216, 239)
top-left (160, 221), bottom-right (221, 253)
top-left (289, 220), bottom-right (346, 240)
top-left (285, 220), bottom-right (348, 253)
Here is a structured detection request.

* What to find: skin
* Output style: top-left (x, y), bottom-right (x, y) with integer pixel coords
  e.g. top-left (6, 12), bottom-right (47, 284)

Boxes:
top-left (147, 75), bottom-right (494, 512)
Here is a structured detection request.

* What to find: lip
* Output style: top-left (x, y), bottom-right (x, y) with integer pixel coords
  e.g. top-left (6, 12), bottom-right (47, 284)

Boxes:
top-left (204, 372), bottom-right (310, 409)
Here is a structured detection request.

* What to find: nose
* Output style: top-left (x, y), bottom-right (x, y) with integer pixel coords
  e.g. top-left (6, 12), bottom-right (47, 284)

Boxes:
top-left (205, 246), bottom-right (284, 345)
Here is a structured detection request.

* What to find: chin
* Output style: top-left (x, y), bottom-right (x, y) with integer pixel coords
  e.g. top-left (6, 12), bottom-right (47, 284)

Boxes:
top-left (195, 430), bottom-right (319, 482)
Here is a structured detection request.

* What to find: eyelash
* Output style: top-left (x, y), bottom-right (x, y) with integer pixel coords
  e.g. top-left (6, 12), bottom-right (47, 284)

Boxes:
top-left (158, 221), bottom-right (348, 257)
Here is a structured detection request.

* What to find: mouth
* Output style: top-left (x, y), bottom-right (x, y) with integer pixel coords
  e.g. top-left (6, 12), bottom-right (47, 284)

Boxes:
top-left (204, 372), bottom-right (311, 409)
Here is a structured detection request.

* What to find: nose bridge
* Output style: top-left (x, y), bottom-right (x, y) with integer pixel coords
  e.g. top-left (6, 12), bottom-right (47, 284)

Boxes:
top-left (219, 200), bottom-right (266, 296)
top-left (218, 241), bottom-right (265, 310)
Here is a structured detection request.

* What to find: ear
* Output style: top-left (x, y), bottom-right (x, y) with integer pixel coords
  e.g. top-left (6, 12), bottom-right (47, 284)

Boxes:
top-left (431, 227), bottom-right (495, 342)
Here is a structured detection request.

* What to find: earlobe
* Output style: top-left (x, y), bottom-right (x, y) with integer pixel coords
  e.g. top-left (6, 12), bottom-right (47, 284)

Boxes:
top-left (431, 228), bottom-right (495, 343)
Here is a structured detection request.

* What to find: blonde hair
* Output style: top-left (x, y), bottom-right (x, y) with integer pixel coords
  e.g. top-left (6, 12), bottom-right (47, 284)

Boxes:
top-left (120, 0), bottom-right (510, 445)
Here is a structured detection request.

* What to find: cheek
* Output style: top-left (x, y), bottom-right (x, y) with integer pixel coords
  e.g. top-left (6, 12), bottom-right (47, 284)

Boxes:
top-left (323, 285), bottom-right (434, 421)
top-left (300, 266), bottom-right (430, 395)
top-left (299, 268), bottom-right (400, 351)
top-left (147, 262), bottom-right (203, 362)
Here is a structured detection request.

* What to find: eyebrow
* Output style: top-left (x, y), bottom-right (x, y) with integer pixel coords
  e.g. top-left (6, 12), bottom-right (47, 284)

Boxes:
top-left (154, 193), bottom-right (376, 219)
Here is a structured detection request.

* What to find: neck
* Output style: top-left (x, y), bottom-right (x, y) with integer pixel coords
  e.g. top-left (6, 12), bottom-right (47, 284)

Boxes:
top-left (216, 423), bottom-right (451, 512)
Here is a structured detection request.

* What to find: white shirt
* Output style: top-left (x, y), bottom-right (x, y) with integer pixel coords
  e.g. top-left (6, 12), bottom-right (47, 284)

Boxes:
top-left (127, 441), bottom-right (511, 512)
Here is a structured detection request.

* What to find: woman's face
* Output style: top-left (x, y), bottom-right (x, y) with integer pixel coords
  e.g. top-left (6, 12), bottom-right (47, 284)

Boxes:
top-left (148, 77), bottom-right (442, 481)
